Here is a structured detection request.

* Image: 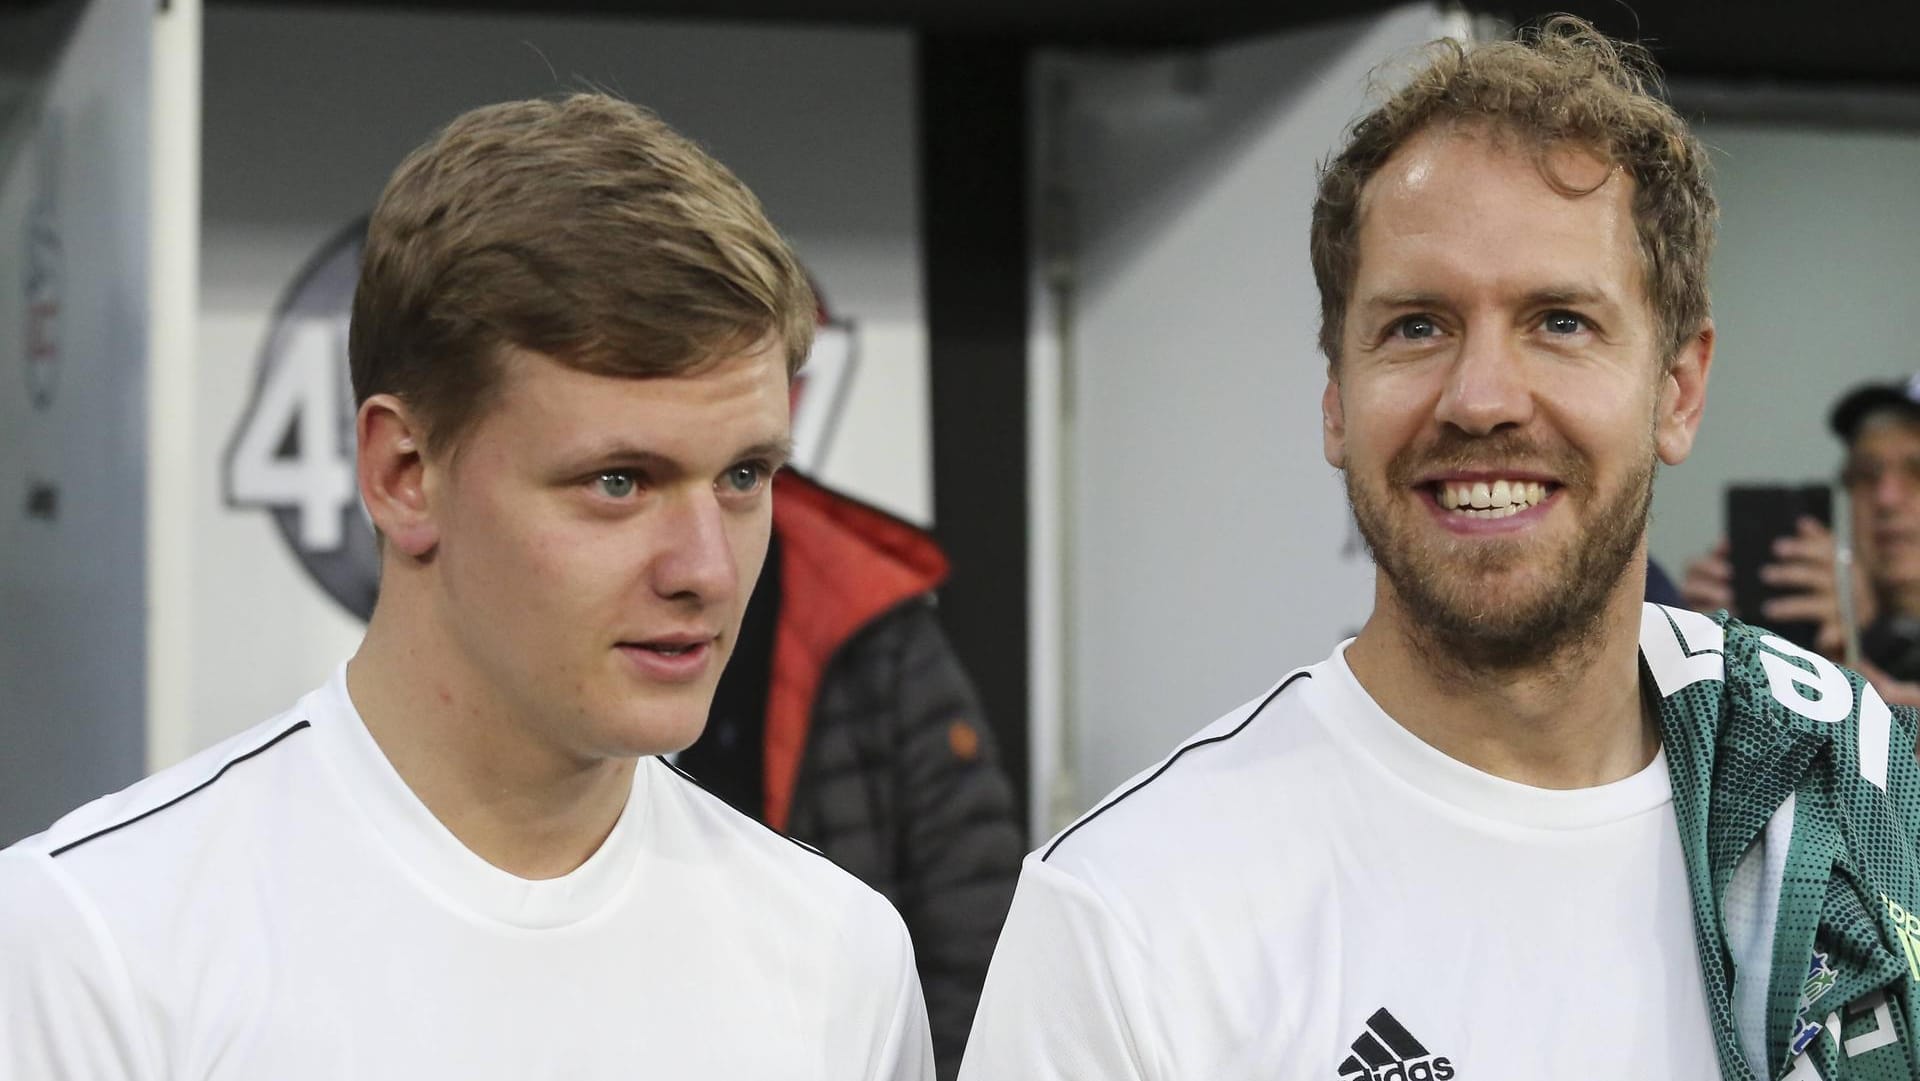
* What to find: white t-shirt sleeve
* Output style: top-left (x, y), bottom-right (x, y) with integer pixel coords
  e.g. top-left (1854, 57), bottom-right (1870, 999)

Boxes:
top-left (958, 855), bottom-right (1158, 1081)
top-left (871, 916), bottom-right (936, 1081)
top-left (0, 851), bottom-right (154, 1080)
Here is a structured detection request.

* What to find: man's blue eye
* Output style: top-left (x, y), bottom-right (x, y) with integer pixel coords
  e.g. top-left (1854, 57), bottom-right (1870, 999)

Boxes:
top-left (1544, 312), bottom-right (1585, 335)
top-left (1396, 316), bottom-right (1438, 340)
top-left (596, 473), bottom-right (637, 498)
top-left (725, 464), bottom-right (767, 493)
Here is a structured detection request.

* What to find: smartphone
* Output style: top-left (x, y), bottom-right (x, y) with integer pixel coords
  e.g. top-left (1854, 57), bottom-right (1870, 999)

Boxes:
top-left (1726, 483), bottom-right (1834, 651)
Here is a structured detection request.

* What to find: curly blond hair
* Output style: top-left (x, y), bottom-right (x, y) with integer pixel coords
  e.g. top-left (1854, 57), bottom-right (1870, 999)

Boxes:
top-left (1310, 15), bottom-right (1716, 366)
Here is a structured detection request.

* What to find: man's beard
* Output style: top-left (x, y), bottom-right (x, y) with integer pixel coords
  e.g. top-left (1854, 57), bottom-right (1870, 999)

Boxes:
top-left (1346, 430), bottom-right (1653, 674)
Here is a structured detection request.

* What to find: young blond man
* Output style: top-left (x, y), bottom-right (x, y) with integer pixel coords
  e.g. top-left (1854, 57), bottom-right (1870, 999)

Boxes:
top-left (1, 95), bottom-right (932, 1081)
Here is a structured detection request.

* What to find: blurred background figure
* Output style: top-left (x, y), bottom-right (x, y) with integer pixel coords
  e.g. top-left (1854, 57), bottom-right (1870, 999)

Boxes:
top-left (678, 469), bottom-right (1023, 1081)
top-left (1682, 374), bottom-right (1920, 699)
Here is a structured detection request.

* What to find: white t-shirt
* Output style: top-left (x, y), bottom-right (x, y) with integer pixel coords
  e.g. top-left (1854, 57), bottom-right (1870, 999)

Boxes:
top-left (959, 639), bottom-right (1718, 1081)
top-left (0, 667), bottom-right (932, 1081)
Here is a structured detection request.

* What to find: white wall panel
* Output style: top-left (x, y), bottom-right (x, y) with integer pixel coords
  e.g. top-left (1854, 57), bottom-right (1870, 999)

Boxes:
top-left (0, 0), bottom-right (153, 843)
top-left (1045, 6), bottom-right (1445, 813)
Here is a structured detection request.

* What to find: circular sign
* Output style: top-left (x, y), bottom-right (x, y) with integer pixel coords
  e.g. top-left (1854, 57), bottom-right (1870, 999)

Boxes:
top-left (223, 221), bottom-right (379, 620)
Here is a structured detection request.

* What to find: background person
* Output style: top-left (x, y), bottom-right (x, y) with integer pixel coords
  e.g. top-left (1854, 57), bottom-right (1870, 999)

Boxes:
top-left (1681, 374), bottom-right (1920, 699)
top-left (680, 467), bottom-right (1023, 1081)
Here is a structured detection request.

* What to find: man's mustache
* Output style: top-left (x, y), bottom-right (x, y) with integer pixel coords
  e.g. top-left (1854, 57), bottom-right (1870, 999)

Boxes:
top-left (1384, 432), bottom-right (1588, 488)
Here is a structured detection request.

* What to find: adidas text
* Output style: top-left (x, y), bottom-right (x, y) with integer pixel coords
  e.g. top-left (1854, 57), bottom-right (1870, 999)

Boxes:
top-left (1340, 1059), bottom-right (1454, 1081)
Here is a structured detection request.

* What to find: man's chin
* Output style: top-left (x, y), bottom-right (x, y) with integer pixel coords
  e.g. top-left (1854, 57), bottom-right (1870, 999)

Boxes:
top-left (1400, 549), bottom-right (1557, 598)
top-left (1412, 589), bottom-right (1560, 636)
top-left (583, 699), bottom-right (717, 761)
top-left (1383, 567), bottom-right (1607, 670)
top-left (606, 727), bottom-right (708, 762)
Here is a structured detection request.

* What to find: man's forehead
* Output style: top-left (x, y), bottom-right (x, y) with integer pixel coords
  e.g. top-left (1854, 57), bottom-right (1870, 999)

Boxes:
top-left (471, 344), bottom-right (790, 453)
top-left (1853, 409), bottom-right (1920, 450)
top-left (499, 341), bottom-right (787, 402)
top-left (1349, 124), bottom-right (1639, 301)
top-left (1358, 122), bottom-right (1622, 220)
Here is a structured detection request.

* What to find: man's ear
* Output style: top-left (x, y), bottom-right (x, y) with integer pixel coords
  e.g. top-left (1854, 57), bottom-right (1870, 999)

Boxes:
top-left (1655, 320), bottom-right (1714, 467)
top-left (357, 394), bottom-right (438, 558)
top-left (1322, 367), bottom-right (1347, 470)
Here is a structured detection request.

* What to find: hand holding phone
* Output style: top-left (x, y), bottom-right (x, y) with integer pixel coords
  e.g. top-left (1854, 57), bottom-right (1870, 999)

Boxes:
top-left (1726, 483), bottom-right (1834, 652)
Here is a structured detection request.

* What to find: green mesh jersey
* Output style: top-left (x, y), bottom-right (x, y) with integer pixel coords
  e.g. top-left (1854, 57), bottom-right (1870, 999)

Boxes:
top-left (1645, 603), bottom-right (1920, 1081)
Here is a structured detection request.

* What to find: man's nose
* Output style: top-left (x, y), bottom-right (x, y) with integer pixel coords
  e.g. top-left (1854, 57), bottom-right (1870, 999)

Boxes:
top-left (1433, 327), bottom-right (1533, 436)
top-left (1875, 468), bottom-right (1917, 509)
top-left (651, 490), bottom-right (738, 604)
top-left (1858, 462), bottom-right (1920, 514)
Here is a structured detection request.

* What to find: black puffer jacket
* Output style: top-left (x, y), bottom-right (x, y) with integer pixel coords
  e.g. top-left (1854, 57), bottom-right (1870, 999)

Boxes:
top-left (762, 473), bottom-right (1024, 1080)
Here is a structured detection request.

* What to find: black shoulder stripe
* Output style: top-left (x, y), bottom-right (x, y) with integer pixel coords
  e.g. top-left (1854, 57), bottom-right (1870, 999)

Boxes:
top-left (1042, 671), bottom-right (1311, 862)
top-left (51, 720), bottom-right (313, 858)
top-left (654, 756), bottom-right (831, 861)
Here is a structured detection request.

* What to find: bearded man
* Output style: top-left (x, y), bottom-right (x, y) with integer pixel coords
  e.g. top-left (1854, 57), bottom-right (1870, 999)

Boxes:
top-left (960, 17), bottom-right (1920, 1081)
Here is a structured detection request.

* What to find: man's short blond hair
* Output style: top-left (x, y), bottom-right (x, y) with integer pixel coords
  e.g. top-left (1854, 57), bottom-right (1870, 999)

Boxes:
top-left (349, 93), bottom-right (816, 454)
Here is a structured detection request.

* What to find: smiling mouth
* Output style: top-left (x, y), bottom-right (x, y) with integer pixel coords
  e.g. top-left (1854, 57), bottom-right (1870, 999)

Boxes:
top-left (1431, 479), bottom-right (1555, 520)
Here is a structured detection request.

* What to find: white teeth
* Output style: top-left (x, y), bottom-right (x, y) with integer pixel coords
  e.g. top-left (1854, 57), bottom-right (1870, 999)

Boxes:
top-left (1437, 479), bottom-right (1550, 515)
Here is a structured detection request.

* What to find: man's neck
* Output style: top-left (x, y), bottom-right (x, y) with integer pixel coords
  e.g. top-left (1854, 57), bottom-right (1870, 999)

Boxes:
top-left (345, 595), bottom-right (635, 880)
top-left (1344, 582), bottom-right (1657, 790)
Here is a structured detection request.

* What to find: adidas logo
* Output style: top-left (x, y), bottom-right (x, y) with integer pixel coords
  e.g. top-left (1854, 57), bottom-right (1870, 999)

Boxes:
top-left (1337, 1008), bottom-right (1455, 1081)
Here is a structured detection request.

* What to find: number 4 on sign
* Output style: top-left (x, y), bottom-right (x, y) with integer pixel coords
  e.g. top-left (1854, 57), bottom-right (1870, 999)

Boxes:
top-left (227, 317), bottom-right (357, 552)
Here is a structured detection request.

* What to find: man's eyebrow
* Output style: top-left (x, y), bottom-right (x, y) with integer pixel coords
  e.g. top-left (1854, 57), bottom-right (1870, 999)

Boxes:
top-left (559, 436), bottom-right (795, 473)
top-left (1522, 286), bottom-right (1616, 308)
top-left (1354, 287), bottom-right (1621, 312)
top-left (1354, 292), bottom-right (1445, 311)
top-left (739, 438), bottom-right (796, 466)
